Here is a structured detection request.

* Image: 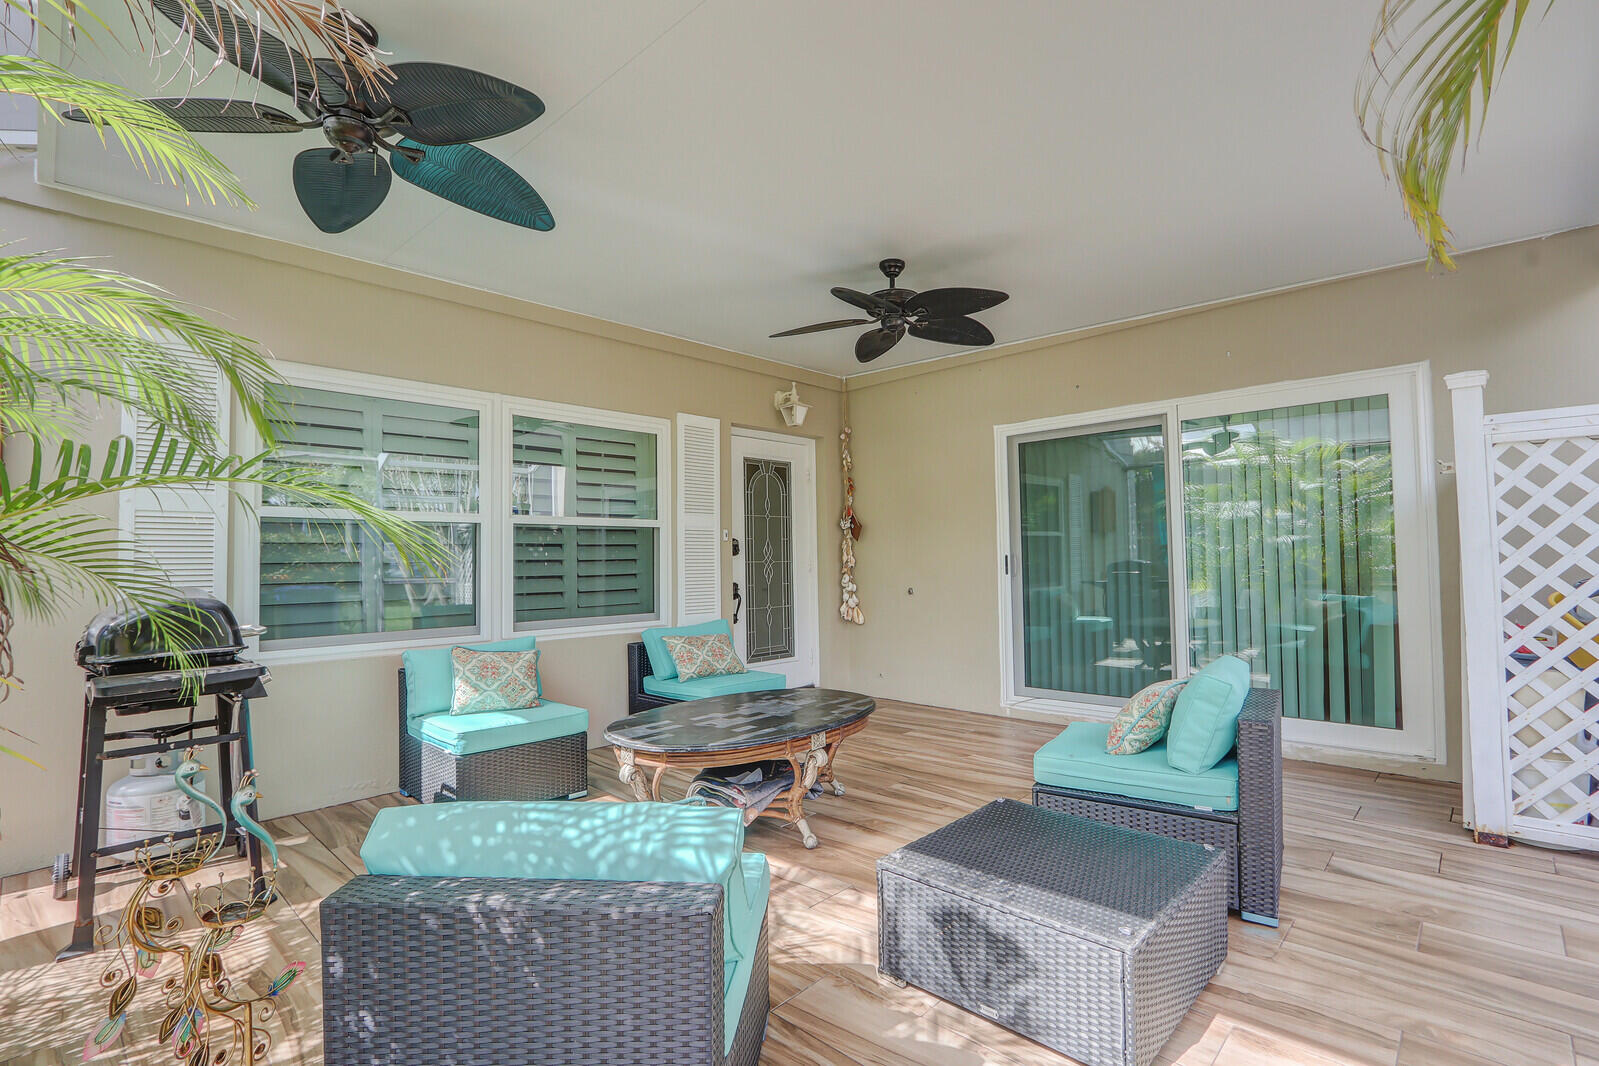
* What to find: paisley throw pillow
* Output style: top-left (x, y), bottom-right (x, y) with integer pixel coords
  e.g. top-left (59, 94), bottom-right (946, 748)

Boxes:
top-left (450, 647), bottom-right (542, 714)
top-left (662, 633), bottom-right (748, 681)
top-left (1106, 678), bottom-right (1187, 755)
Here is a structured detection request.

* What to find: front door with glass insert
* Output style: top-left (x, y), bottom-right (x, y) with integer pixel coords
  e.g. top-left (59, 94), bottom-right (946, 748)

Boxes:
top-left (743, 458), bottom-right (796, 662)
top-left (1003, 368), bottom-right (1439, 758)
top-left (731, 431), bottom-right (819, 686)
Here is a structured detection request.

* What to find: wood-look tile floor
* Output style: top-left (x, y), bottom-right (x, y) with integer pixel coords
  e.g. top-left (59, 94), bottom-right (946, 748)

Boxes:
top-left (4, 700), bottom-right (1598, 1065)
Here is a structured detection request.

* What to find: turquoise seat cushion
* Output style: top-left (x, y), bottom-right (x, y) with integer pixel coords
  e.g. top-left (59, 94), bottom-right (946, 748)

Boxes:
top-left (359, 800), bottom-right (761, 1024)
top-left (642, 670), bottom-right (787, 701)
top-left (1034, 722), bottom-right (1239, 811)
top-left (1166, 655), bottom-right (1252, 773)
top-left (403, 636), bottom-right (541, 718)
top-left (410, 701), bottom-right (587, 757)
top-left (723, 852), bottom-right (769, 1053)
top-left (641, 619), bottom-right (733, 681)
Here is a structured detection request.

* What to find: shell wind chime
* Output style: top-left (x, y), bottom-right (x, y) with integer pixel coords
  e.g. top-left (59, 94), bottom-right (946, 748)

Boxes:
top-left (84, 751), bottom-right (301, 1066)
top-left (839, 426), bottom-right (863, 624)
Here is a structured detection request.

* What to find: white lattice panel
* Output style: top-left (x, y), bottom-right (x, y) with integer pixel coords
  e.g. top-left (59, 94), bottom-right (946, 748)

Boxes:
top-left (1491, 434), bottom-right (1599, 843)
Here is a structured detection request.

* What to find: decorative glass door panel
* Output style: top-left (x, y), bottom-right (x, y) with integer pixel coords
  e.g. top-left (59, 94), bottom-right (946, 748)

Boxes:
top-left (743, 458), bottom-right (796, 663)
top-left (1181, 395), bottom-right (1400, 729)
top-left (1012, 424), bottom-right (1173, 701)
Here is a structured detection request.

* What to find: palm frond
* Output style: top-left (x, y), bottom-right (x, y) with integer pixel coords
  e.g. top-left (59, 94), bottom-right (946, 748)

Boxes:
top-left (1357, 0), bottom-right (1546, 270)
top-left (0, 52), bottom-right (249, 206)
top-left (8, 0), bottom-right (390, 96)
top-left (117, 0), bottom-right (392, 98)
top-left (2, 433), bottom-right (454, 576)
top-left (0, 248), bottom-right (283, 446)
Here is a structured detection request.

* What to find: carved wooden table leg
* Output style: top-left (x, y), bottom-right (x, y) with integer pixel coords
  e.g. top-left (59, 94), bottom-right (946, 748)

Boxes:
top-left (821, 739), bottom-right (846, 796)
top-left (786, 733), bottom-right (832, 850)
top-left (614, 747), bottom-right (656, 802)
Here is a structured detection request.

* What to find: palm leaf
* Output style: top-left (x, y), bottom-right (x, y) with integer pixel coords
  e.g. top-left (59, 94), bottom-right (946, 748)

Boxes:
top-left (0, 433), bottom-right (452, 697)
top-left (115, 0), bottom-right (392, 97)
top-left (1357, 0), bottom-right (1548, 269)
top-left (0, 53), bottom-right (249, 207)
top-left (0, 248), bottom-right (282, 447)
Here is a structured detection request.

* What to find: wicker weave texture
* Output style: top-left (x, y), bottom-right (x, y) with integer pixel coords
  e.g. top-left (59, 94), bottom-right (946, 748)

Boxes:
top-left (1234, 689), bottom-right (1285, 921)
top-left (877, 801), bottom-right (1229, 1066)
top-left (1032, 787), bottom-right (1240, 909)
top-left (1031, 688), bottom-right (1283, 921)
top-left (1127, 855), bottom-right (1229, 1066)
top-left (629, 640), bottom-right (678, 715)
top-left (397, 669), bottom-right (589, 803)
top-left (322, 875), bottom-right (768, 1066)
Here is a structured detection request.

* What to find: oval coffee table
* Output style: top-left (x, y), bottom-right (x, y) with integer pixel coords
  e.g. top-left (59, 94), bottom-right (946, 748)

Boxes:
top-left (604, 688), bottom-right (874, 849)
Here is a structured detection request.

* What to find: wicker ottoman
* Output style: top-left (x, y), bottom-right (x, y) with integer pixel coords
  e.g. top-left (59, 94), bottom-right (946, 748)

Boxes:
top-left (877, 799), bottom-right (1229, 1066)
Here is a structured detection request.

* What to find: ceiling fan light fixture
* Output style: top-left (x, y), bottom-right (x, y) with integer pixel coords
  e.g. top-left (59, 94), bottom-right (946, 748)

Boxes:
top-left (772, 258), bottom-right (1008, 364)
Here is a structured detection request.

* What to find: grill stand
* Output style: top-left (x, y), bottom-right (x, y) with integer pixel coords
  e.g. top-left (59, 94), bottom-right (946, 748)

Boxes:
top-left (55, 691), bottom-right (267, 962)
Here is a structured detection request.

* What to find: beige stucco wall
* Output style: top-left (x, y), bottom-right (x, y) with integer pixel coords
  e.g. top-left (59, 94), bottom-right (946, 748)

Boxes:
top-left (0, 174), bottom-right (846, 876)
top-left (835, 225), bottom-right (1599, 784)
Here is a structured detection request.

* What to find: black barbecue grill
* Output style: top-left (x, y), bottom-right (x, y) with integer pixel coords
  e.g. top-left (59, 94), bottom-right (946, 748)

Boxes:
top-left (57, 592), bottom-right (272, 961)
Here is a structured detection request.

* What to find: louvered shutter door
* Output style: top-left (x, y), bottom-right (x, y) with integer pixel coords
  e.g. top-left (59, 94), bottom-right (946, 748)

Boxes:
top-left (676, 414), bottom-right (721, 623)
top-left (120, 349), bottom-right (229, 594)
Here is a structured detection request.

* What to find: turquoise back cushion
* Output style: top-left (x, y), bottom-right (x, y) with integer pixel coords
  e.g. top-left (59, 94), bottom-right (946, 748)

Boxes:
top-left (1166, 654), bottom-right (1252, 773)
top-left (402, 636), bottom-right (540, 718)
top-left (361, 800), bottom-right (753, 964)
top-left (641, 619), bottom-right (732, 681)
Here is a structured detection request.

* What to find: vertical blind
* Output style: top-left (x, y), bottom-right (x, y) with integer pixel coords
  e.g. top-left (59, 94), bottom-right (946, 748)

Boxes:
top-left (1182, 396), bottom-right (1400, 728)
top-left (259, 385), bottom-right (481, 647)
top-left (511, 415), bottom-right (659, 626)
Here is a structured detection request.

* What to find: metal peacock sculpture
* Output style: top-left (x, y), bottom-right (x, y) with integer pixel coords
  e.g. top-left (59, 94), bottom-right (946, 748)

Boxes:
top-left (84, 752), bottom-right (303, 1065)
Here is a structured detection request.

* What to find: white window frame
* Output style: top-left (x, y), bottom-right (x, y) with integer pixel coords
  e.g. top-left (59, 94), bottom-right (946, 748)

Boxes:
top-left (501, 396), bottom-right (672, 638)
top-left (236, 363), bottom-right (672, 665)
top-left (236, 363), bottom-right (499, 662)
top-left (993, 362), bottom-right (1446, 764)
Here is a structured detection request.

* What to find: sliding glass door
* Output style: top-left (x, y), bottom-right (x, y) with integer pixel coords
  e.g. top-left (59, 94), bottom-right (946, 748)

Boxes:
top-left (1011, 422), bottom-right (1173, 704)
top-left (1181, 397), bottom-right (1400, 729)
top-left (1002, 367), bottom-right (1440, 758)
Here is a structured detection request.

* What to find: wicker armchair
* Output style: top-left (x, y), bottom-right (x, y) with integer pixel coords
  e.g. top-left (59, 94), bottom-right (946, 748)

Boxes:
top-left (1033, 687), bottom-right (1283, 926)
top-left (628, 640), bottom-right (677, 715)
top-left (322, 875), bottom-right (769, 1066)
top-left (398, 668), bottom-right (588, 803)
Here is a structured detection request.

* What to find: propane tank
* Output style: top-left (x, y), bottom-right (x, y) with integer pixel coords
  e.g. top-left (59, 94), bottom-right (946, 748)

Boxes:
top-left (104, 754), bottom-right (200, 847)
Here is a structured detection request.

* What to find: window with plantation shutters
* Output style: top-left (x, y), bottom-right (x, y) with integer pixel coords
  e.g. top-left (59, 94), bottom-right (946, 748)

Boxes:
top-left (258, 384), bottom-right (482, 650)
top-left (676, 414), bottom-right (721, 624)
top-left (510, 415), bottom-right (661, 628)
top-left (120, 348), bottom-right (229, 594)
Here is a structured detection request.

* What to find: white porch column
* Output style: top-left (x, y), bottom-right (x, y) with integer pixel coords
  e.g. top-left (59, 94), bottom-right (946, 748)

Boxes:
top-left (1446, 370), bottom-right (1511, 844)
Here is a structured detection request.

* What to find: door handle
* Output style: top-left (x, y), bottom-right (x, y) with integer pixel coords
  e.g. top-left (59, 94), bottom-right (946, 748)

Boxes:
top-left (732, 581), bottom-right (742, 625)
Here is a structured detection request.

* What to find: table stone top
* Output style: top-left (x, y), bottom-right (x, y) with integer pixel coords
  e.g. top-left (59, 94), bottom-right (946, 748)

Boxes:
top-left (605, 688), bottom-right (875, 753)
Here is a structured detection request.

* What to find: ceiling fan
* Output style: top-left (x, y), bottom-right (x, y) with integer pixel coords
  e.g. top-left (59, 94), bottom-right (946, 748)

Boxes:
top-left (66, 0), bottom-right (553, 234)
top-left (770, 258), bottom-right (1008, 363)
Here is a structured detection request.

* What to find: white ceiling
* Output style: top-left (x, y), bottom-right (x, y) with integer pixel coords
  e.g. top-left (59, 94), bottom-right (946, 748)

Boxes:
top-left (42, 1), bottom-right (1599, 376)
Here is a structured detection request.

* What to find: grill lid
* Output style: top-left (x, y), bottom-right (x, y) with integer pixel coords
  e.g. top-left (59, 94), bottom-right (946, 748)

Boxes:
top-left (77, 592), bottom-right (254, 673)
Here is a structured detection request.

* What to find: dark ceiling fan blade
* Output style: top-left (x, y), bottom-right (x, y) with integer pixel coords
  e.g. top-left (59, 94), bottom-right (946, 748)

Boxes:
top-left (906, 287), bottom-right (1009, 319)
top-left (292, 148), bottom-right (391, 233)
top-left (855, 324), bottom-right (906, 363)
top-left (831, 287), bottom-right (889, 314)
top-left (349, 62), bottom-right (545, 145)
top-left (390, 139), bottom-right (554, 230)
top-left (908, 316), bottom-right (996, 347)
top-left (150, 0), bottom-right (347, 109)
top-left (769, 318), bottom-right (872, 338)
top-left (63, 97), bottom-right (305, 134)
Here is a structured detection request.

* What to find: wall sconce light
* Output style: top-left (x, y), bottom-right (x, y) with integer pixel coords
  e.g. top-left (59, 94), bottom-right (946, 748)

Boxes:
top-left (774, 382), bottom-right (810, 427)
